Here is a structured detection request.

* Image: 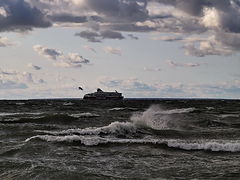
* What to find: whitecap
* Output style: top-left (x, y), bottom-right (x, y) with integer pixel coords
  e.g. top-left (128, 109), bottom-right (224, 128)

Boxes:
top-left (167, 140), bottom-right (240, 152)
top-left (109, 107), bottom-right (126, 111)
top-left (70, 112), bottom-right (100, 118)
top-left (25, 135), bottom-right (240, 152)
top-left (35, 121), bottom-right (137, 136)
top-left (63, 102), bottom-right (74, 106)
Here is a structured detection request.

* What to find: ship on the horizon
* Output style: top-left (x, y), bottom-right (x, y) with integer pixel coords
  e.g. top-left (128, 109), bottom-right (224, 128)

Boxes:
top-left (83, 88), bottom-right (124, 100)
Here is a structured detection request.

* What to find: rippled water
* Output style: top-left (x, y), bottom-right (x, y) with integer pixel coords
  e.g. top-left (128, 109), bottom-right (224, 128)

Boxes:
top-left (0, 99), bottom-right (240, 179)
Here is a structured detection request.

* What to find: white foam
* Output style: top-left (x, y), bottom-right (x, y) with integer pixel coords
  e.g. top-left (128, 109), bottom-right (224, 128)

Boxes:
top-left (70, 112), bottom-right (100, 118)
top-left (109, 107), bottom-right (126, 111)
top-left (63, 102), bottom-right (74, 106)
top-left (0, 112), bottom-right (44, 116)
top-left (35, 121), bottom-right (137, 136)
top-left (161, 108), bottom-right (195, 114)
top-left (16, 102), bottom-right (25, 105)
top-left (25, 135), bottom-right (240, 152)
top-left (109, 107), bottom-right (138, 111)
top-left (167, 140), bottom-right (240, 152)
top-left (25, 134), bottom-right (159, 146)
top-left (206, 107), bottom-right (214, 110)
top-left (219, 114), bottom-right (239, 118)
top-left (25, 135), bottom-right (103, 146)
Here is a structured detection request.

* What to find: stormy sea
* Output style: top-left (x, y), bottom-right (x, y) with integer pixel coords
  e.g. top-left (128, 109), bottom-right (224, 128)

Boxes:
top-left (0, 99), bottom-right (240, 179)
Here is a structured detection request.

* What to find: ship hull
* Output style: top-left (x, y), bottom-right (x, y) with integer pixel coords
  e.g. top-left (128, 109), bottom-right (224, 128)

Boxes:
top-left (83, 96), bottom-right (124, 100)
top-left (83, 88), bottom-right (124, 100)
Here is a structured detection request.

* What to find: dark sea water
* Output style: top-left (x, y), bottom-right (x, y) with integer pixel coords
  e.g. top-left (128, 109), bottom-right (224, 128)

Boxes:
top-left (0, 99), bottom-right (240, 179)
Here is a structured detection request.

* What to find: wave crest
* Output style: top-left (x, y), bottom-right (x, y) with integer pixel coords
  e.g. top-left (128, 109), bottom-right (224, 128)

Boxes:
top-left (25, 135), bottom-right (240, 152)
top-left (35, 121), bottom-right (137, 136)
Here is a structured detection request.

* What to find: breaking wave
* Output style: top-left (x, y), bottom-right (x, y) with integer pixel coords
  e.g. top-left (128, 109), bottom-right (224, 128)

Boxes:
top-left (34, 105), bottom-right (186, 136)
top-left (25, 135), bottom-right (240, 152)
top-left (35, 121), bottom-right (136, 136)
top-left (167, 140), bottom-right (240, 152)
top-left (26, 105), bottom-right (240, 152)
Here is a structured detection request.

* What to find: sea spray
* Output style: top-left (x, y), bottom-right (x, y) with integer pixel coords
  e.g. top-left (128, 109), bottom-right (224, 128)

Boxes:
top-left (130, 105), bottom-right (170, 130)
top-left (130, 105), bottom-right (192, 130)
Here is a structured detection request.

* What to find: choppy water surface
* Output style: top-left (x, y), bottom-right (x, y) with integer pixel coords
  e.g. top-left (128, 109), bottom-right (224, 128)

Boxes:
top-left (0, 99), bottom-right (240, 179)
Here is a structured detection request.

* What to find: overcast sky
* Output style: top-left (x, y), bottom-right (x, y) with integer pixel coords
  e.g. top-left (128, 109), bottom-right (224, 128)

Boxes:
top-left (0, 0), bottom-right (240, 99)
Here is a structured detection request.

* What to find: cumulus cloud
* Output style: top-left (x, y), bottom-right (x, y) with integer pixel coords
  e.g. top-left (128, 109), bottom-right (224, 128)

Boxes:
top-left (104, 46), bottom-right (122, 56)
top-left (0, 68), bottom-right (46, 90)
top-left (0, 37), bottom-right (13, 47)
top-left (0, 0), bottom-right (51, 32)
top-left (55, 53), bottom-right (90, 68)
top-left (33, 45), bottom-right (90, 68)
top-left (33, 45), bottom-right (63, 60)
top-left (149, 0), bottom-right (240, 56)
top-left (0, 6), bottom-right (8, 17)
top-left (1, 0), bottom-right (240, 57)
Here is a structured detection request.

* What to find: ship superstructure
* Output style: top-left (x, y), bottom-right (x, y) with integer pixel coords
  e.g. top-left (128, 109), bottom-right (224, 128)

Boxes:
top-left (83, 88), bottom-right (124, 100)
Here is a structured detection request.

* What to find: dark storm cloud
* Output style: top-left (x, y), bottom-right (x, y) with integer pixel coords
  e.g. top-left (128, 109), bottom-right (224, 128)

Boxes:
top-left (49, 14), bottom-right (88, 23)
top-left (49, 14), bottom-right (103, 24)
top-left (86, 0), bottom-right (148, 22)
top-left (75, 30), bottom-right (125, 42)
top-left (128, 34), bottom-right (139, 40)
top-left (152, 0), bottom-right (240, 33)
top-left (1, 0), bottom-right (240, 57)
top-left (75, 31), bottom-right (101, 42)
top-left (151, 0), bottom-right (231, 16)
top-left (0, 0), bottom-right (51, 32)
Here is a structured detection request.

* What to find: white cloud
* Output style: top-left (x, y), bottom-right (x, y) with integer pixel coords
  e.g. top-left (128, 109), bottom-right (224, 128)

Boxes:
top-left (98, 76), bottom-right (240, 98)
top-left (2, 0), bottom-right (240, 57)
top-left (0, 68), bottom-right (46, 90)
top-left (33, 45), bottom-right (90, 68)
top-left (33, 45), bottom-right (63, 60)
top-left (104, 46), bottom-right (122, 56)
top-left (201, 7), bottom-right (220, 29)
top-left (0, 7), bottom-right (8, 17)
top-left (0, 37), bottom-right (13, 47)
